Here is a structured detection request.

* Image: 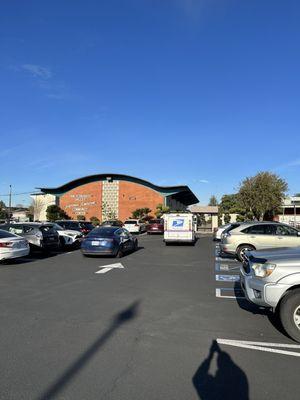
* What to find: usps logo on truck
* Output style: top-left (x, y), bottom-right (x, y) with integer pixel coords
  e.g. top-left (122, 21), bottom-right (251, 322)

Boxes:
top-left (172, 219), bottom-right (184, 228)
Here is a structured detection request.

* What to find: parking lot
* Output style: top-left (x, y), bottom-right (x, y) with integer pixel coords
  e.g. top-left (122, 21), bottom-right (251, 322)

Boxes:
top-left (1, 234), bottom-right (300, 400)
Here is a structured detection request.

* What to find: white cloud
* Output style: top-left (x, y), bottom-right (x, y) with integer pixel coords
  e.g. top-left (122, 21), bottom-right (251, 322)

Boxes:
top-left (22, 64), bottom-right (52, 80)
top-left (198, 179), bottom-right (209, 184)
top-left (274, 159), bottom-right (300, 171)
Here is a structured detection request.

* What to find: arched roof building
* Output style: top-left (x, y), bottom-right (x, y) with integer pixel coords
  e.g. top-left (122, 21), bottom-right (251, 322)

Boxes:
top-left (38, 173), bottom-right (199, 221)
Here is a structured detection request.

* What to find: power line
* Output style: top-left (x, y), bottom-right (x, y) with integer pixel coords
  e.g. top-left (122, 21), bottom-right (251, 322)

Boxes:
top-left (0, 190), bottom-right (41, 197)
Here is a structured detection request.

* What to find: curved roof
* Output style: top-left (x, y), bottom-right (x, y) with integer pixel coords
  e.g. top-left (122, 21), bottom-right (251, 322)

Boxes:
top-left (38, 173), bottom-right (198, 205)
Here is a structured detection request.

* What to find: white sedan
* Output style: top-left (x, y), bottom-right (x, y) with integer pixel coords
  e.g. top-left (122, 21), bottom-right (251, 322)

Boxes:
top-left (0, 229), bottom-right (30, 261)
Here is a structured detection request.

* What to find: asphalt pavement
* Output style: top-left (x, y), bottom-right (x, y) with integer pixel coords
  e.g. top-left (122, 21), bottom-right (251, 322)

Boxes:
top-left (0, 235), bottom-right (300, 400)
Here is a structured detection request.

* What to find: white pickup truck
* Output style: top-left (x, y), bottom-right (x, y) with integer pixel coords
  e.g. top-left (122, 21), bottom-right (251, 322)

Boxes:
top-left (163, 213), bottom-right (197, 245)
top-left (241, 247), bottom-right (300, 342)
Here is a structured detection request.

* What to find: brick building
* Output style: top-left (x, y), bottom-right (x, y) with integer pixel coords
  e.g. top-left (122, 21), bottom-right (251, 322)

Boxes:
top-left (36, 173), bottom-right (198, 222)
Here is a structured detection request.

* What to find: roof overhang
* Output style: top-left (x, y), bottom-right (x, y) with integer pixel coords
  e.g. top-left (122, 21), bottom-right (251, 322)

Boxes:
top-left (38, 173), bottom-right (199, 206)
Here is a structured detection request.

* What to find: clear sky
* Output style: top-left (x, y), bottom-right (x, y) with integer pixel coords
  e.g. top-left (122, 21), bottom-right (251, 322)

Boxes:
top-left (1, 0), bottom-right (300, 206)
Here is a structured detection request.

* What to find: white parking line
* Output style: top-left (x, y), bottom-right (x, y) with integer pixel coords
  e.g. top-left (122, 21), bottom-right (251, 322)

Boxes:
top-left (217, 338), bottom-right (300, 357)
top-left (216, 288), bottom-right (245, 299)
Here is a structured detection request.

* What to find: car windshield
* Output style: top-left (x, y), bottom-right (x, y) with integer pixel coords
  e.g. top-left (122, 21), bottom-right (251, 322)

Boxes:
top-left (0, 229), bottom-right (16, 238)
top-left (87, 228), bottom-right (118, 237)
top-left (51, 223), bottom-right (63, 231)
top-left (149, 220), bottom-right (162, 224)
top-left (124, 221), bottom-right (137, 224)
top-left (40, 225), bottom-right (57, 234)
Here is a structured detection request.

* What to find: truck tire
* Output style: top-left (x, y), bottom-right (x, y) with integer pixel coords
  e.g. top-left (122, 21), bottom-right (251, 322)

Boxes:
top-left (236, 244), bottom-right (255, 262)
top-left (279, 289), bottom-right (300, 342)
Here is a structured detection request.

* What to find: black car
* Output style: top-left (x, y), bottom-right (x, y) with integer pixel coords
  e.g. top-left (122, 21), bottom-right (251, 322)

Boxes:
top-left (0, 223), bottom-right (60, 252)
top-left (101, 220), bottom-right (123, 227)
top-left (55, 220), bottom-right (94, 235)
top-left (81, 226), bottom-right (138, 257)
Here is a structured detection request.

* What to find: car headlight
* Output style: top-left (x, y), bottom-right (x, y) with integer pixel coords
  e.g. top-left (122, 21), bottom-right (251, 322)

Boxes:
top-left (252, 263), bottom-right (276, 278)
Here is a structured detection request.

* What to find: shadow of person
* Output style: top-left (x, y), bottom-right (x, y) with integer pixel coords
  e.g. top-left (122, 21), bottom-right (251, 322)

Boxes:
top-left (193, 340), bottom-right (249, 400)
top-left (36, 300), bottom-right (140, 400)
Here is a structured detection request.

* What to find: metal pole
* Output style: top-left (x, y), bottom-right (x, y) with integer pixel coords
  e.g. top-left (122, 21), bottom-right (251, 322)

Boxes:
top-left (8, 184), bottom-right (12, 222)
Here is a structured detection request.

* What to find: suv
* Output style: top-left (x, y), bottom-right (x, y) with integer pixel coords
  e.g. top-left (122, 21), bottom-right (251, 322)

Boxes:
top-left (220, 221), bottom-right (300, 261)
top-left (241, 247), bottom-right (300, 342)
top-left (123, 219), bottom-right (147, 234)
top-left (47, 223), bottom-right (83, 248)
top-left (1, 223), bottom-right (60, 252)
top-left (55, 220), bottom-right (94, 235)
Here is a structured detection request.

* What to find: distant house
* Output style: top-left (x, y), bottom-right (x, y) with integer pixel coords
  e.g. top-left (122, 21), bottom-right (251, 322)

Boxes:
top-left (11, 207), bottom-right (30, 222)
top-left (189, 205), bottom-right (219, 232)
top-left (276, 196), bottom-right (300, 226)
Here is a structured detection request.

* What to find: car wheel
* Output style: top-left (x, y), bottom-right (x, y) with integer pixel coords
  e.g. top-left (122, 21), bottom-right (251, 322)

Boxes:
top-left (279, 289), bottom-right (300, 342)
top-left (116, 247), bottom-right (124, 258)
top-left (236, 244), bottom-right (255, 262)
top-left (134, 240), bottom-right (138, 251)
top-left (59, 236), bottom-right (65, 249)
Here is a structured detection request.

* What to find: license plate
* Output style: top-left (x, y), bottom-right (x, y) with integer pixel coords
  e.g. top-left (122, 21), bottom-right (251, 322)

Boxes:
top-left (91, 241), bottom-right (100, 246)
top-left (49, 237), bottom-right (55, 241)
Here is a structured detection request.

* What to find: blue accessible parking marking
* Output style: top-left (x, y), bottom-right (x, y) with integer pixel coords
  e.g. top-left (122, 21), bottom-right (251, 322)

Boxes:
top-left (216, 274), bottom-right (240, 282)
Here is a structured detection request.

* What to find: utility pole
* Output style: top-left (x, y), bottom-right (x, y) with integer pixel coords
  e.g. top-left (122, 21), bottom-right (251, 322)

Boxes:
top-left (8, 184), bottom-right (12, 222)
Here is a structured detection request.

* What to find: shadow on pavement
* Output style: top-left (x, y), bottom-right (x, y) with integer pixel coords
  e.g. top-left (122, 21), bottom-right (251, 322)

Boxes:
top-left (234, 281), bottom-right (287, 337)
top-left (35, 300), bottom-right (140, 400)
top-left (193, 340), bottom-right (249, 400)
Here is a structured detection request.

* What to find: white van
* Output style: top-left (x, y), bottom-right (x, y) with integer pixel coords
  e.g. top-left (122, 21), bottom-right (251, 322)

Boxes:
top-left (163, 213), bottom-right (197, 245)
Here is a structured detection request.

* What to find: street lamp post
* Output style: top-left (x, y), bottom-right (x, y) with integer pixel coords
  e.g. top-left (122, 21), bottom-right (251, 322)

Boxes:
top-left (8, 185), bottom-right (12, 222)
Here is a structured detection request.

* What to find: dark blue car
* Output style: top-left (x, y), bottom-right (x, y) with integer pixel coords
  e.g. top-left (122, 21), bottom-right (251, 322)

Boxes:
top-left (81, 226), bottom-right (138, 257)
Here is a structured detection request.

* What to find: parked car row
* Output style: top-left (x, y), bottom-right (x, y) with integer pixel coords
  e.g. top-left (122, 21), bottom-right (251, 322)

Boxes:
top-left (0, 218), bottom-right (144, 262)
top-left (219, 221), bottom-right (300, 261)
top-left (217, 220), bottom-right (300, 342)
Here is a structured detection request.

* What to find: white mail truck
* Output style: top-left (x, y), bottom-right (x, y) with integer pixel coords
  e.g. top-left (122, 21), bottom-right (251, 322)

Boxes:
top-left (163, 213), bottom-right (197, 245)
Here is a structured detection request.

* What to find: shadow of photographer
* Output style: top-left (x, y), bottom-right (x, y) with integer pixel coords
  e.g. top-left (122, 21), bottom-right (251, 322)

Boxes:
top-left (193, 340), bottom-right (249, 400)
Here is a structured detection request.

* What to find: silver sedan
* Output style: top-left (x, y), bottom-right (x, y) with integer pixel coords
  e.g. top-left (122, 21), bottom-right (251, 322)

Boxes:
top-left (0, 229), bottom-right (30, 261)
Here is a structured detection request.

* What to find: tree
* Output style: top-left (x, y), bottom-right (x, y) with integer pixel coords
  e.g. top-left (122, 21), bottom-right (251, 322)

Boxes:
top-left (0, 200), bottom-right (7, 220)
top-left (46, 205), bottom-right (69, 222)
top-left (90, 216), bottom-right (100, 226)
top-left (155, 203), bottom-right (170, 218)
top-left (31, 196), bottom-right (45, 221)
top-left (77, 215), bottom-right (85, 221)
top-left (131, 207), bottom-right (151, 220)
top-left (27, 204), bottom-right (34, 221)
top-left (238, 171), bottom-right (288, 221)
top-left (224, 214), bottom-right (231, 224)
top-left (208, 195), bottom-right (218, 206)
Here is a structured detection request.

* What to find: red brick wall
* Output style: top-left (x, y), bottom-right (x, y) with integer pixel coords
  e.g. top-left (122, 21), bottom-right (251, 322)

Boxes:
top-left (118, 181), bottom-right (164, 221)
top-left (59, 182), bottom-right (102, 221)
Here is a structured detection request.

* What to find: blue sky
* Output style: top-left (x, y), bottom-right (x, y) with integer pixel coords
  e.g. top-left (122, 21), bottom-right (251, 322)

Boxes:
top-left (1, 0), bottom-right (300, 206)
